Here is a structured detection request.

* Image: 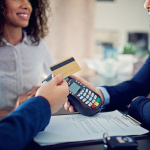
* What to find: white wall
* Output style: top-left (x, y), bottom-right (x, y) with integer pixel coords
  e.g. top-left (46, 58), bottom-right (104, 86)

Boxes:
top-left (95, 0), bottom-right (150, 49)
top-left (45, 0), bottom-right (95, 77)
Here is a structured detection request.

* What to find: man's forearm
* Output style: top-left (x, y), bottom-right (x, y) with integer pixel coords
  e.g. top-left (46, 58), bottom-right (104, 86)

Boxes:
top-left (0, 97), bottom-right (51, 150)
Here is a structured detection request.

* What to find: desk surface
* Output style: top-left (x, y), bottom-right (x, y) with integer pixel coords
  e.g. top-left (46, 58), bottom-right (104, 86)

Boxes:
top-left (25, 138), bottom-right (150, 150)
top-left (25, 107), bottom-right (150, 150)
top-left (37, 138), bottom-right (150, 150)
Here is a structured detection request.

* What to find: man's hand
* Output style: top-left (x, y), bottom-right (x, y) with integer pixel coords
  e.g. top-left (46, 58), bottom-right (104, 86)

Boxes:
top-left (128, 94), bottom-right (150, 108)
top-left (64, 75), bottom-right (105, 113)
top-left (128, 97), bottom-right (139, 108)
top-left (36, 74), bottom-right (69, 114)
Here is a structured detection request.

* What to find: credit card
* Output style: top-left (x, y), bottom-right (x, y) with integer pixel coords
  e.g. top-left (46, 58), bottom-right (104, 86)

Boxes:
top-left (50, 57), bottom-right (81, 78)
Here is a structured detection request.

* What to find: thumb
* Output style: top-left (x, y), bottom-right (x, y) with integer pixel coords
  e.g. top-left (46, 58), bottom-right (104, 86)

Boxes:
top-left (53, 74), bottom-right (64, 85)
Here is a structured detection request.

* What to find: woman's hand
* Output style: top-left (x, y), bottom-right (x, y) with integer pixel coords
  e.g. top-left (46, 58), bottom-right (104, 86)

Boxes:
top-left (64, 75), bottom-right (105, 113)
top-left (0, 88), bottom-right (40, 118)
top-left (13, 86), bottom-right (40, 111)
top-left (27, 86), bottom-right (40, 98)
top-left (13, 94), bottom-right (29, 110)
top-left (0, 94), bottom-right (29, 118)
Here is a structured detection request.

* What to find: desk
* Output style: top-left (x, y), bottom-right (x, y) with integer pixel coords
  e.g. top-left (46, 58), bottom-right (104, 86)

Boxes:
top-left (25, 138), bottom-right (150, 150)
top-left (25, 107), bottom-right (150, 150)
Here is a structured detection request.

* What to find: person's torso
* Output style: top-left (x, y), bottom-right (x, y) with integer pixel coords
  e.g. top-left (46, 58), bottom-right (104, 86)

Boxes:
top-left (0, 38), bottom-right (48, 109)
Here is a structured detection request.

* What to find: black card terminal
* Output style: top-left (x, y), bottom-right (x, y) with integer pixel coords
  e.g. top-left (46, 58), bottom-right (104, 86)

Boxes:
top-left (42, 75), bottom-right (102, 116)
top-left (65, 76), bottom-right (102, 116)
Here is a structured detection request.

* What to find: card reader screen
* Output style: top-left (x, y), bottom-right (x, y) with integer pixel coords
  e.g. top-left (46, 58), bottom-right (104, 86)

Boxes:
top-left (69, 82), bottom-right (80, 94)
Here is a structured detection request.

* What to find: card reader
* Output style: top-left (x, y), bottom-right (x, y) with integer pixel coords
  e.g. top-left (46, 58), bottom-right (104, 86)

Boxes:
top-left (42, 74), bottom-right (102, 116)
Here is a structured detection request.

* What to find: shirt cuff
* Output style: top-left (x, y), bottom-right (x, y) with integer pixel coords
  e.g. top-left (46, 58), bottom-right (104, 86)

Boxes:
top-left (96, 87), bottom-right (110, 109)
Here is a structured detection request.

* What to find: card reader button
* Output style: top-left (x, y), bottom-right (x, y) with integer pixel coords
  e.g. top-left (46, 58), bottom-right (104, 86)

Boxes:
top-left (91, 93), bottom-right (94, 97)
top-left (92, 99), bottom-right (95, 103)
top-left (81, 90), bottom-right (84, 94)
top-left (88, 91), bottom-right (91, 95)
top-left (96, 97), bottom-right (100, 103)
top-left (94, 95), bottom-right (97, 99)
top-left (83, 93), bottom-right (86, 97)
top-left (82, 98), bottom-right (87, 102)
top-left (86, 95), bottom-right (89, 99)
top-left (78, 92), bottom-right (83, 96)
top-left (85, 89), bottom-right (88, 93)
top-left (82, 88), bottom-right (86, 91)
top-left (88, 103), bottom-right (92, 107)
top-left (89, 97), bottom-right (92, 101)
top-left (77, 94), bottom-right (80, 97)
top-left (80, 96), bottom-right (83, 100)
top-left (85, 100), bottom-right (90, 104)
top-left (91, 104), bottom-right (96, 109)
top-left (94, 101), bottom-right (99, 106)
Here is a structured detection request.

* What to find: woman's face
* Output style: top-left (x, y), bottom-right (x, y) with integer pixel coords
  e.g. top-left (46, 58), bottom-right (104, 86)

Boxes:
top-left (5, 0), bottom-right (32, 28)
top-left (144, 0), bottom-right (150, 15)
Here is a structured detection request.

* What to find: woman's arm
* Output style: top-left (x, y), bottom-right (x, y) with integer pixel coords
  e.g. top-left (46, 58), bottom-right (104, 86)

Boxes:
top-left (27, 86), bottom-right (40, 98)
top-left (0, 94), bottom-right (28, 119)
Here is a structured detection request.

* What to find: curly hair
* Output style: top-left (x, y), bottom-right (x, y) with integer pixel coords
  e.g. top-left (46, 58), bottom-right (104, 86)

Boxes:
top-left (0, 0), bottom-right (51, 47)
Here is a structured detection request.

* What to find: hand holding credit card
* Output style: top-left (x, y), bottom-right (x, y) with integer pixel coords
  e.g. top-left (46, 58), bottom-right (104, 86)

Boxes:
top-left (44, 57), bottom-right (102, 116)
top-left (50, 57), bottom-right (81, 78)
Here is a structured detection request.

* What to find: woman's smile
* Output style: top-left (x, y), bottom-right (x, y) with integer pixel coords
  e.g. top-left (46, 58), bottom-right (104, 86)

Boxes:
top-left (5, 0), bottom-right (32, 28)
top-left (17, 12), bottom-right (30, 20)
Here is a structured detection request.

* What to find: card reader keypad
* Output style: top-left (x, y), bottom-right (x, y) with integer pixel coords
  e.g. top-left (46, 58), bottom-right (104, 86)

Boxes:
top-left (77, 87), bottom-right (101, 109)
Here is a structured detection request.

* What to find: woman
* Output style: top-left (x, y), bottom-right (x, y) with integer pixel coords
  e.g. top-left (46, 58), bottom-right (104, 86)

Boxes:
top-left (0, 0), bottom-right (54, 118)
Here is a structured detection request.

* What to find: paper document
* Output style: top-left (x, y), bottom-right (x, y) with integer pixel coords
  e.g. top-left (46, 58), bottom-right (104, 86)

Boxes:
top-left (34, 110), bottom-right (149, 146)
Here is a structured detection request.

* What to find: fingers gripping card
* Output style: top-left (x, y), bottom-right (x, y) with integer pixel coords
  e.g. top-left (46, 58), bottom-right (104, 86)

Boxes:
top-left (50, 57), bottom-right (81, 78)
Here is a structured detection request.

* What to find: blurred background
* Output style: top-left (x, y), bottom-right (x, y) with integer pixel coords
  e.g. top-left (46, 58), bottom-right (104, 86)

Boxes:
top-left (44, 0), bottom-right (150, 87)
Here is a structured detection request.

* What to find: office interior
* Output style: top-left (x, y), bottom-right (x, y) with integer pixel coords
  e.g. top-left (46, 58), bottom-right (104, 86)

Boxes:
top-left (44, 0), bottom-right (150, 87)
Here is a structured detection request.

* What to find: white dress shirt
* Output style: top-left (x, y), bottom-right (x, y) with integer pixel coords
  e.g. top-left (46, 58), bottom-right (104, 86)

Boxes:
top-left (0, 33), bottom-right (54, 109)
